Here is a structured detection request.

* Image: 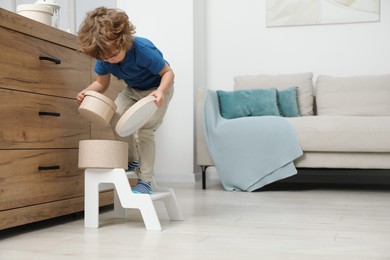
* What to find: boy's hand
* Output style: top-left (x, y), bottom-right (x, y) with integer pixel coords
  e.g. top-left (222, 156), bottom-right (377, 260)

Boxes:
top-left (150, 90), bottom-right (165, 107)
top-left (76, 91), bottom-right (86, 105)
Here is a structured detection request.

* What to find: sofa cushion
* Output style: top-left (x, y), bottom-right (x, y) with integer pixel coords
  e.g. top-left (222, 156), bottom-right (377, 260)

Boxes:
top-left (234, 72), bottom-right (314, 116)
top-left (217, 88), bottom-right (280, 119)
top-left (316, 74), bottom-right (390, 116)
top-left (278, 87), bottom-right (300, 117)
top-left (286, 116), bottom-right (390, 152)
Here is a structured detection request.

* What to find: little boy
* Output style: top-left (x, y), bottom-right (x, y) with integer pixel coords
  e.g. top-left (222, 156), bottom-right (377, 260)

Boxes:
top-left (76, 7), bottom-right (174, 194)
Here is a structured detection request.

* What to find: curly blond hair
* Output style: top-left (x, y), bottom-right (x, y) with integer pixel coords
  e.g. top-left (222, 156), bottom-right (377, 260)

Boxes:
top-left (78, 7), bottom-right (136, 60)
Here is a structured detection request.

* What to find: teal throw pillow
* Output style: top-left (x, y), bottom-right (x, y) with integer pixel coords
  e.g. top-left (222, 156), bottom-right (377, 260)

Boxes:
top-left (217, 88), bottom-right (281, 119)
top-left (277, 87), bottom-right (301, 117)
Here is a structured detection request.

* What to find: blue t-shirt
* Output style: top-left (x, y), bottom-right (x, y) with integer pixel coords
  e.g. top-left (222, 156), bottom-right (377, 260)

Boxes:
top-left (94, 37), bottom-right (167, 90)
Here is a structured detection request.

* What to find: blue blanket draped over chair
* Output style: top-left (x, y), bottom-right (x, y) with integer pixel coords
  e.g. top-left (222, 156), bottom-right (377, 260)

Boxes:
top-left (202, 89), bottom-right (303, 191)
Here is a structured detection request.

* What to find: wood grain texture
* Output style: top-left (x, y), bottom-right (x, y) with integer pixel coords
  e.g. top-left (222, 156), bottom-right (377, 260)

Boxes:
top-left (0, 27), bottom-right (90, 99)
top-left (0, 149), bottom-right (83, 210)
top-left (0, 191), bottom-right (113, 230)
top-left (0, 8), bottom-right (113, 231)
top-left (0, 7), bottom-right (78, 49)
top-left (0, 89), bottom-right (89, 149)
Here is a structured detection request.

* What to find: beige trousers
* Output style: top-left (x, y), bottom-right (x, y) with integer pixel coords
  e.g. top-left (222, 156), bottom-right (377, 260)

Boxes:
top-left (110, 85), bottom-right (174, 182)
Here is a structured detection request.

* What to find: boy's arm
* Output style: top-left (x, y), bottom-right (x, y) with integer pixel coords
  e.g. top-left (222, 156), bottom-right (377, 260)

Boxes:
top-left (76, 74), bottom-right (111, 104)
top-left (150, 64), bottom-right (175, 107)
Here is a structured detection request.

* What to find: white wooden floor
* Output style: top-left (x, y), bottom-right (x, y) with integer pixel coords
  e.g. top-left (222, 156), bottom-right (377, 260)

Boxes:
top-left (1, 180), bottom-right (390, 260)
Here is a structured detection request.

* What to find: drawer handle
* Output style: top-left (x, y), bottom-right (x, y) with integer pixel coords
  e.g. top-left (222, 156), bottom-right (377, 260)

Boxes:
top-left (38, 165), bottom-right (60, 171)
top-left (39, 111), bottom-right (61, 117)
top-left (39, 55), bottom-right (61, 65)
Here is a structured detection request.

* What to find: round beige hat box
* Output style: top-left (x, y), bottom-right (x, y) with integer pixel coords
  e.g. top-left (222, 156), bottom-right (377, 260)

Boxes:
top-left (78, 140), bottom-right (128, 169)
top-left (78, 91), bottom-right (117, 127)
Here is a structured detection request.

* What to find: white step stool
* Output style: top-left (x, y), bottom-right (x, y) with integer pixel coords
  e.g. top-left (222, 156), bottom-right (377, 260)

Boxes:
top-left (84, 168), bottom-right (183, 231)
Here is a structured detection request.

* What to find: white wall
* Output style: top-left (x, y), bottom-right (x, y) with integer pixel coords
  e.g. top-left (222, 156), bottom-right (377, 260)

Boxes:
top-left (205, 0), bottom-right (390, 90)
top-left (117, 0), bottom-right (196, 183)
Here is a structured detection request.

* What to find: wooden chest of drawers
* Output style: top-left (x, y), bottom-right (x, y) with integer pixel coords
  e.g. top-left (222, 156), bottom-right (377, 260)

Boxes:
top-left (0, 8), bottom-right (114, 230)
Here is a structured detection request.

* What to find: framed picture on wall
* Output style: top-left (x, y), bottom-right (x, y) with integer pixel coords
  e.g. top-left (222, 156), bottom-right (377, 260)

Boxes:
top-left (266, 0), bottom-right (380, 27)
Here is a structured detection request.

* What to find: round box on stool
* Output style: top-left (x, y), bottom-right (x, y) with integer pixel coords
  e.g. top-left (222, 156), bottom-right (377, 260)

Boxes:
top-left (78, 140), bottom-right (128, 169)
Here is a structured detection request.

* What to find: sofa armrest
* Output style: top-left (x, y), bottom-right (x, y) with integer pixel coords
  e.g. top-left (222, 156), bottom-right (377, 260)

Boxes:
top-left (196, 88), bottom-right (214, 167)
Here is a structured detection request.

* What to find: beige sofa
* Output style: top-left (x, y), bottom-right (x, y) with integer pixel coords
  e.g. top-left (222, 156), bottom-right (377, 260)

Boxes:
top-left (196, 72), bottom-right (390, 189)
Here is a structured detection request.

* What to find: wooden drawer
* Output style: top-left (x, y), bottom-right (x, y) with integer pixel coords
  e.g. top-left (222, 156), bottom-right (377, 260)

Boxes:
top-left (0, 89), bottom-right (90, 149)
top-left (0, 191), bottom-right (114, 230)
top-left (0, 26), bottom-right (90, 99)
top-left (0, 149), bottom-right (83, 211)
